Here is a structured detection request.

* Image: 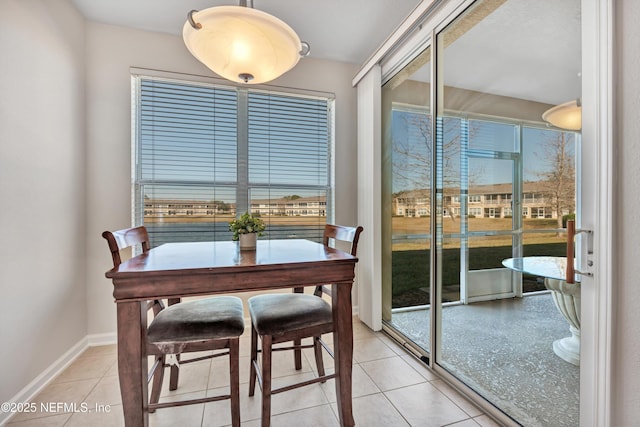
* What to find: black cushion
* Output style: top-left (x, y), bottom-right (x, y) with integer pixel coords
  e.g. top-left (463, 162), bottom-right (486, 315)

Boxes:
top-left (147, 296), bottom-right (244, 345)
top-left (248, 293), bottom-right (332, 336)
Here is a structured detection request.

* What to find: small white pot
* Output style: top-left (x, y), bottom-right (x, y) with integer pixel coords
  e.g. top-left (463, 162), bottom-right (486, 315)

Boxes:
top-left (239, 233), bottom-right (257, 250)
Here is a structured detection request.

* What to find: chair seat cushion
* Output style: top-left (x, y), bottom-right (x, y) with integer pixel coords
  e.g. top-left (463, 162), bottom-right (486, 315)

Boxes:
top-left (147, 296), bottom-right (244, 346)
top-left (248, 293), bottom-right (332, 336)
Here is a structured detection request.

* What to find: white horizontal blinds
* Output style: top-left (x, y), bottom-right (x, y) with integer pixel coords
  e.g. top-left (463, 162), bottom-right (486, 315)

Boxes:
top-left (137, 78), bottom-right (238, 246)
top-left (134, 76), bottom-right (332, 246)
top-left (248, 92), bottom-right (329, 185)
top-left (468, 119), bottom-right (517, 153)
top-left (140, 79), bottom-right (237, 182)
top-left (247, 92), bottom-right (330, 241)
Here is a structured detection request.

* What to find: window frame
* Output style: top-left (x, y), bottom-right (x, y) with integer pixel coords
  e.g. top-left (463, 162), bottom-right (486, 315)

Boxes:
top-left (131, 70), bottom-right (336, 246)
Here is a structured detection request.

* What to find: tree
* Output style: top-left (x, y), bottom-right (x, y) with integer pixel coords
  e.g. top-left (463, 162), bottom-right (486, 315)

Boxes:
top-left (537, 132), bottom-right (576, 230)
top-left (393, 113), bottom-right (481, 221)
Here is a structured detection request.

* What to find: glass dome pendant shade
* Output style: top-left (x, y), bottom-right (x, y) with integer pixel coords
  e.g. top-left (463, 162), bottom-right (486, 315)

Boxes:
top-left (183, 5), bottom-right (310, 84)
top-left (542, 99), bottom-right (582, 131)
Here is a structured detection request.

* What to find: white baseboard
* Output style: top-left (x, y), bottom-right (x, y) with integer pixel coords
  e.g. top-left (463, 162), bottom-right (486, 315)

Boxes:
top-left (87, 332), bottom-right (117, 347)
top-left (1, 337), bottom-right (89, 426)
top-left (0, 333), bottom-right (118, 426)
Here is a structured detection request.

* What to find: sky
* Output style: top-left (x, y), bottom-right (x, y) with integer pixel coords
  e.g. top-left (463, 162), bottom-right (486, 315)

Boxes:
top-left (391, 109), bottom-right (578, 192)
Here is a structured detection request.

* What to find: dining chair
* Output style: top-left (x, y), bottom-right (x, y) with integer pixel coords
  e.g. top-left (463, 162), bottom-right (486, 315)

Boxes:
top-left (247, 224), bottom-right (363, 426)
top-left (102, 226), bottom-right (244, 426)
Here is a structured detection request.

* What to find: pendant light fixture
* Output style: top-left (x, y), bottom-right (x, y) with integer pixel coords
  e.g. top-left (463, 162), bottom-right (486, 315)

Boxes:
top-left (183, 1), bottom-right (310, 84)
top-left (542, 98), bottom-right (582, 131)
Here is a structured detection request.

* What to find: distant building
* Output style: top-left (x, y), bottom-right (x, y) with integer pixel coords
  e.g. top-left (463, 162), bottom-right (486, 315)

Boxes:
top-left (142, 195), bottom-right (326, 217)
top-left (143, 182), bottom-right (568, 219)
top-left (393, 181), bottom-right (570, 219)
top-left (250, 196), bottom-right (326, 217)
top-left (143, 198), bottom-right (231, 217)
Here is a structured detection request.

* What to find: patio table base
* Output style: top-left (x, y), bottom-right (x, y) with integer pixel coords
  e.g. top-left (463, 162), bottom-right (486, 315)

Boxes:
top-left (545, 278), bottom-right (581, 366)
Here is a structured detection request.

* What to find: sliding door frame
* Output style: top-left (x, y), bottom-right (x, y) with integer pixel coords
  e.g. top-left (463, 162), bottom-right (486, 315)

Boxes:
top-left (356, 0), bottom-right (614, 425)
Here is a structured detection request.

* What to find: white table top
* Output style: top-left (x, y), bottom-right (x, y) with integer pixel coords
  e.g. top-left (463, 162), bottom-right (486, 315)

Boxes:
top-left (502, 256), bottom-right (578, 282)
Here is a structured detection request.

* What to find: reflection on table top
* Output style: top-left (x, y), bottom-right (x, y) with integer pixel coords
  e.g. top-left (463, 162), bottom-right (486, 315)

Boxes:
top-left (502, 256), bottom-right (578, 282)
top-left (108, 239), bottom-right (356, 276)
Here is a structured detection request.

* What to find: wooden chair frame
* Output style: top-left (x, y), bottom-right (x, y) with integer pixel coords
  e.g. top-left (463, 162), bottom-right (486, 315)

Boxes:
top-left (248, 224), bottom-right (363, 426)
top-left (103, 226), bottom-right (241, 425)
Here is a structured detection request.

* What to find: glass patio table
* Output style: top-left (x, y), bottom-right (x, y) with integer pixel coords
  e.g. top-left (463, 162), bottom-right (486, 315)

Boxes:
top-left (503, 256), bottom-right (581, 366)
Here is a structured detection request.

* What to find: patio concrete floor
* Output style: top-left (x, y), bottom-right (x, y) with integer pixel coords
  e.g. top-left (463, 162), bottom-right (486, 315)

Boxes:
top-left (388, 293), bottom-right (579, 427)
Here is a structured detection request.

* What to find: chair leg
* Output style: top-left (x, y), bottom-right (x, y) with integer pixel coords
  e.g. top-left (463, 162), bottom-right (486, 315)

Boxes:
top-left (149, 355), bottom-right (165, 413)
top-left (292, 287), bottom-right (304, 371)
top-left (169, 353), bottom-right (180, 391)
top-left (313, 336), bottom-right (326, 380)
top-left (261, 334), bottom-right (273, 427)
top-left (229, 338), bottom-right (241, 427)
top-left (293, 338), bottom-right (302, 370)
top-left (249, 325), bottom-right (258, 397)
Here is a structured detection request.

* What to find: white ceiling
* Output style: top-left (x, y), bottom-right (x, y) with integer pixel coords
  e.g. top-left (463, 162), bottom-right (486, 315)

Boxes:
top-left (445, 0), bottom-right (581, 105)
top-left (71, 0), bottom-right (581, 105)
top-left (70, 0), bottom-right (421, 65)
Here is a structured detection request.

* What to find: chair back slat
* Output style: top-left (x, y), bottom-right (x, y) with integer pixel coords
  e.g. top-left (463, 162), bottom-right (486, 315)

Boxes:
top-left (322, 224), bottom-right (363, 256)
top-left (102, 226), bottom-right (150, 267)
top-left (102, 226), bottom-right (165, 314)
top-left (315, 224), bottom-right (363, 297)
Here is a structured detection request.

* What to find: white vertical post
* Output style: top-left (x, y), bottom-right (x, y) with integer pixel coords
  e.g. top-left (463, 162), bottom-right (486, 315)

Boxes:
top-left (579, 0), bottom-right (613, 425)
top-left (356, 65), bottom-right (382, 331)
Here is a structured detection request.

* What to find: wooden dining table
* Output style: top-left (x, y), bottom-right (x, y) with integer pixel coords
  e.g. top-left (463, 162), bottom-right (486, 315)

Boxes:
top-left (105, 238), bottom-right (358, 427)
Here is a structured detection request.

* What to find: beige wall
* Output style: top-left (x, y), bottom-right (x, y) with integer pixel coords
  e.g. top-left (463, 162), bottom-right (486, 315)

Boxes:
top-left (0, 0), bottom-right (87, 404)
top-left (0, 0), bottom-right (359, 406)
top-left (390, 79), bottom-right (553, 122)
top-left (613, 0), bottom-right (640, 424)
top-left (84, 22), bottom-right (360, 335)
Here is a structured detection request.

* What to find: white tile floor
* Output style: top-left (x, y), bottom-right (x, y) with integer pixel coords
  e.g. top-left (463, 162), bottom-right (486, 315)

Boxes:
top-left (6, 319), bottom-right (500, 426)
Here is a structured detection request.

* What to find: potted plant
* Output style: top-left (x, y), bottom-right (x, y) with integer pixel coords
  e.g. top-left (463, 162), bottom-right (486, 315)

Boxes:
top-left (229, 211), bottom-right (265, 250)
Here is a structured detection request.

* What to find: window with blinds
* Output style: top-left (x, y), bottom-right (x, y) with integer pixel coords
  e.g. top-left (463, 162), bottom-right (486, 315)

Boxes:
top-left (133, 75), bottom-right (334, 247)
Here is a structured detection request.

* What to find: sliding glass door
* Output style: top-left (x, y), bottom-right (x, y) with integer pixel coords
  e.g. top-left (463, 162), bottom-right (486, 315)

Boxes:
top-left (381, 0), bottom-right (581, 425)
top-left (382, 47), bottom-right (433, 352)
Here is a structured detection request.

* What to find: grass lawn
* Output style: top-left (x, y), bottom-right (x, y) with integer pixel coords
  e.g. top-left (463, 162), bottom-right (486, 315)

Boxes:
top-left (391, 242), bottom-right (567, 308)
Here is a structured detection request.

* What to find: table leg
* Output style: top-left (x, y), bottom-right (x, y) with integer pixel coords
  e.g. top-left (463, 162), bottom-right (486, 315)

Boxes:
top-left (332, 282), bottom-right (355, 427)
top-left (117, 301), bottom-right (149, 427)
